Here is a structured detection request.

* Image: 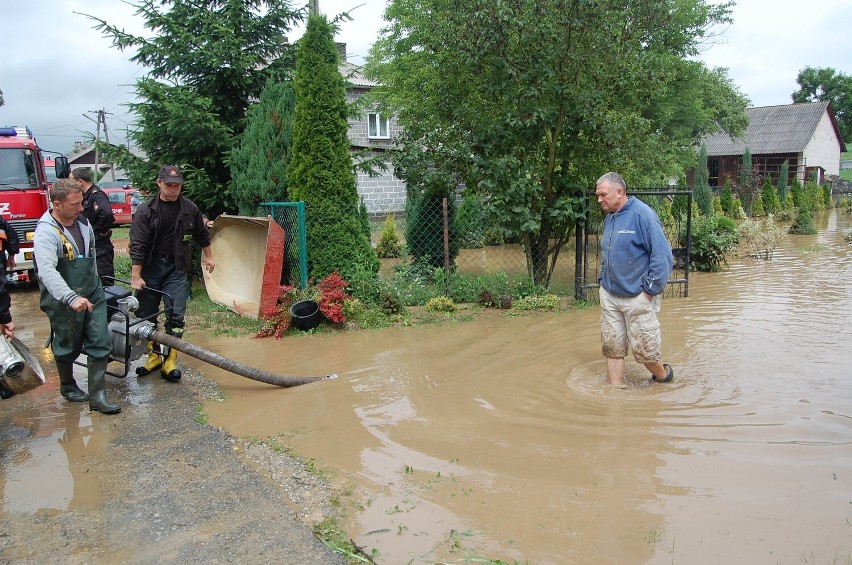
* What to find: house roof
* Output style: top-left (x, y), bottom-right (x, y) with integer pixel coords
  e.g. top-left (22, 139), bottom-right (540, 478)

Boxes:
top-left (702, 101), bottom-right (844, 156)
top-left (340, 61), bottom-right (376, 88)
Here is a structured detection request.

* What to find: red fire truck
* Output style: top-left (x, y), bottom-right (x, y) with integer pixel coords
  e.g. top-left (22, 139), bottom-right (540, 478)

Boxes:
top-left (0, 126), bottom-right (69, 283)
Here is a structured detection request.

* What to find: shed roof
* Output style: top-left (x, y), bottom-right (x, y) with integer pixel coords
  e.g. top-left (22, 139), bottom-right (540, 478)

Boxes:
top-left (702, 101), bottom-right (843, 156)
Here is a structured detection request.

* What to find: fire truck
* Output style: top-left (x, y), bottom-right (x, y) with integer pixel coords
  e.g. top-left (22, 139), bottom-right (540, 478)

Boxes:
top-left (0, 126), bottom-right (69, 283)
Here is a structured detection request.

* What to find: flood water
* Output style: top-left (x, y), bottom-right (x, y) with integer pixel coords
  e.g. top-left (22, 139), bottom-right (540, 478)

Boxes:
top-left (193, 209), bottom-right (852, 564)
top-left (2, 210), bottom-right (851, 564)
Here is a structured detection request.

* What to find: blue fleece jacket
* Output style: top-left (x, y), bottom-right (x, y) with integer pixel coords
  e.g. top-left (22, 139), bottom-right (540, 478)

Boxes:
top-left (598, 196), bottom-right (673, 297)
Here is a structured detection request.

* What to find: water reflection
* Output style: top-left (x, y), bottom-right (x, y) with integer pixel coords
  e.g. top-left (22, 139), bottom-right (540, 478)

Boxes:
top-left (0, 386), bottom-right (107, 514)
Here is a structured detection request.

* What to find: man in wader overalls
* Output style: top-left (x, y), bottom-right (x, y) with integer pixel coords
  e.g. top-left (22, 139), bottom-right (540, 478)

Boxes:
top-left (129, 165), bottom-right (215, 382)
top-left (32, 179), bottom-right (121, 414)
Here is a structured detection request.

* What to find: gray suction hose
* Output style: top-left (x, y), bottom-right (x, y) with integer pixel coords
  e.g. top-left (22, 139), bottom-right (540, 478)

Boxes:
top-left (133, 326), bottom-right (336, 388)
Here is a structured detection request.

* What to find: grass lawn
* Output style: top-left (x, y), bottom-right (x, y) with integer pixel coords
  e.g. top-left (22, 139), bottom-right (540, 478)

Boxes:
top-left (842, 152), bottom-right (852, 182)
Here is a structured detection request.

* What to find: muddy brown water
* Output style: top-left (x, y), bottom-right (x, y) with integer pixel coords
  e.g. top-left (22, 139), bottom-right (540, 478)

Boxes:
top-left (4, 210), bottom-right (851, 564)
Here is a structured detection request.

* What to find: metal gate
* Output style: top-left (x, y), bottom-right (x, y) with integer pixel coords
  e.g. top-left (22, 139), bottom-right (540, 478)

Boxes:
top-left (574, 189), bottom-right (693, 302)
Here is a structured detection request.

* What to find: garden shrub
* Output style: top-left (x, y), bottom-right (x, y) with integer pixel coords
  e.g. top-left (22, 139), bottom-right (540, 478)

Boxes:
top-left (738, 214), bottom-right (785, 260)
top-left (424, 296), bottom-right (456, 312)
top-left (376, 215), bottom-right (402, 258)
top-left (789, 203), bottom-right (817, 235)
top-left (513, 294), bottom-right (560, 311)
top-left (688, 214), bottom-right (740, 272)
top-left (719, 178), bottom-right (734, 217)
top-left (760, 176), bottom-right (780, 214)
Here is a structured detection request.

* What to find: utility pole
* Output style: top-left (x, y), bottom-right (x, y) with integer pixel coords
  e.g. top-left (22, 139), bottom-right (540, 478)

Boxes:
top-left (308, 0), bottom-right (318, 16)
top-left (83, 109), bottom-right (115, 181)
top-left (101, 110), bottom-right (116, 181)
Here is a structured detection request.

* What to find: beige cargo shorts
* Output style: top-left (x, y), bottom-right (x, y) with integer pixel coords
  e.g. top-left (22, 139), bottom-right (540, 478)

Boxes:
top-left (599, 286), bottom-right (662, 364)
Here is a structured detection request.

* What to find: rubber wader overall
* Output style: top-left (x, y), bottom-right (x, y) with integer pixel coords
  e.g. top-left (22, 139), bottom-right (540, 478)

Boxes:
top-left (39, 231), bottom-right (120, 414)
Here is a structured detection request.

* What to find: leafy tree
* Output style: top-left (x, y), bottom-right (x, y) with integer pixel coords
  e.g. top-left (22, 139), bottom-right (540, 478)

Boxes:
top-left (792, 66), bottom-right (852, 147)
top-left (85, 0), bottom-right (302, 216)
top-left (287, 13), bottom-right (378, 281)
top-left (367, 0), bottom-right (748, 288)
top-left (694, 144), bottom-right (713, 216)
top-left (229, 80), bottom-right (296, 215)
top-left (0, 88), bottom-right (4, 107)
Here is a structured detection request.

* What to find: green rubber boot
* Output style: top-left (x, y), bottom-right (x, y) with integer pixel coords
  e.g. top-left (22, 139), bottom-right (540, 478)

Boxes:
top-left (57, 361), bottom-right (88, 403)
top-left (87, 358), bottom-right (121, 415)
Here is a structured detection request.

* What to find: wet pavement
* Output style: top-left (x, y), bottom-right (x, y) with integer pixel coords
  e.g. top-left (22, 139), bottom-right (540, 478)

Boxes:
top-left (0, 289), bottom-right (347, 565)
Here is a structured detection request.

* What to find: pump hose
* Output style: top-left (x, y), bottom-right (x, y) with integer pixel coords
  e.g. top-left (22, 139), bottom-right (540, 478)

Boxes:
top-left (137, 328), bottom-right (336, 388)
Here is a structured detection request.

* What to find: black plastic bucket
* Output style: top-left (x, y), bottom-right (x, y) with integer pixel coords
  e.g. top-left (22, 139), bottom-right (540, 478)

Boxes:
top-left (289, 300), bottom-right (320, 330)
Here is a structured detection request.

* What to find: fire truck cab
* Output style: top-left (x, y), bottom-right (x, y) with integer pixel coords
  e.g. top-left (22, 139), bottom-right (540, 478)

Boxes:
top-left (0, 126), bottom-right (69, 283)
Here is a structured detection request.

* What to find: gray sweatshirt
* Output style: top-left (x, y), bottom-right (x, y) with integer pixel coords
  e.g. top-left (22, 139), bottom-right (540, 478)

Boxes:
top-left (33, 211), bottom-right (97, 306)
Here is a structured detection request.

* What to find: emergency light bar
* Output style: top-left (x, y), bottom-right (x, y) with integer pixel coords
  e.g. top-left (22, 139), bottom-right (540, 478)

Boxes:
top-left (0, 126), bottom-right (34, 139)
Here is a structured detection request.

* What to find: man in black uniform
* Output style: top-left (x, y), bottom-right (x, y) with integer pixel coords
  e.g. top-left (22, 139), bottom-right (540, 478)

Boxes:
top-left (71, 168), bottom-right (115, 286)
top-left (130, 165), bottom-right (215, 382)
top-left (0, 215), bottom-right (19, 399)
top-left (0, 214), bottom-right (19, 339)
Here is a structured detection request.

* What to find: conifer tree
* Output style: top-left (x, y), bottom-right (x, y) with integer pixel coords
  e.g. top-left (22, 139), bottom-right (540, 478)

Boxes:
top-left (737, 148), bottom-right (755, 215)
top-left (720, 177), bottom-right (734, 217)
top-left (87, 1), bottom-right (302, 216)
top-left (760, 175), bottom-right (779, 214)
top-left (694, 144), bottom-right (713, 216)
top-left (790, 178), bottom-right (803, 208)
top-left (287, 13), bottom-right (378, 280)
top-left (229, 81), bottom-right (296, 215)
top-left (777, 160), bottom-right (790, 207)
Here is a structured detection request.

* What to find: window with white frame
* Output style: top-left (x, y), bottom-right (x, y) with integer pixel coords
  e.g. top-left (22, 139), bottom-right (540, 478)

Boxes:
top-left (367, 112), bottom-right (390, 139)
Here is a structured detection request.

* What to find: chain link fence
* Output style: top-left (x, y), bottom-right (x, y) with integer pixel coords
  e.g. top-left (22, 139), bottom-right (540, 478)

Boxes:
top-left (259, 188), bottom-right (691, 305)
top-left (577, 189), bottom-right (692, 303)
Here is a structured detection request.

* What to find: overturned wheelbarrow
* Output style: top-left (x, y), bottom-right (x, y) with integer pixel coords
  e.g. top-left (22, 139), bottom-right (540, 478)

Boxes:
top-left (202, 214), bottom-right (285, 319)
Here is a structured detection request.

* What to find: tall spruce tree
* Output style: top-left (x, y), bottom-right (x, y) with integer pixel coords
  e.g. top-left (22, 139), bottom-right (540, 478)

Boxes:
top-left (287, 13), bottom-right (378, 280)
top-left (86, 0), bottom-right (301, 216)
top-left (229, 81), bottom-right (296, 215)
top-left (694, 144), bottom-right (713, 216)
top-left (738, 147), bottom-right (754, 215)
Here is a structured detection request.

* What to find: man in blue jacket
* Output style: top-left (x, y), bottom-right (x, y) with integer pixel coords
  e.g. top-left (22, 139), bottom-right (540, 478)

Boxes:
top-left (595, 172), bottom-right (674, 387)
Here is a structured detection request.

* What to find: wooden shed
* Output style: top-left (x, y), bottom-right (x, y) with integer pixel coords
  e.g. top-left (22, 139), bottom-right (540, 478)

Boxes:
top-left (697, 101), bottom-right (845, 187)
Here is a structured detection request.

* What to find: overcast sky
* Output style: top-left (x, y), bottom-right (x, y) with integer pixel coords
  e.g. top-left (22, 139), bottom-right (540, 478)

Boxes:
top-left (1, 0), bottom-right (850, 154)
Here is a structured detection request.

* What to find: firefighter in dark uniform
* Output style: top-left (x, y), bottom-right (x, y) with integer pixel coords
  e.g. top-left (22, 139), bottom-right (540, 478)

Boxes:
top-left (130, 165), bottom-right (215, 382)
top-left (0, 215), bottom-right (20, 399)
top-left (71, 168), bottom-right (115, 286)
